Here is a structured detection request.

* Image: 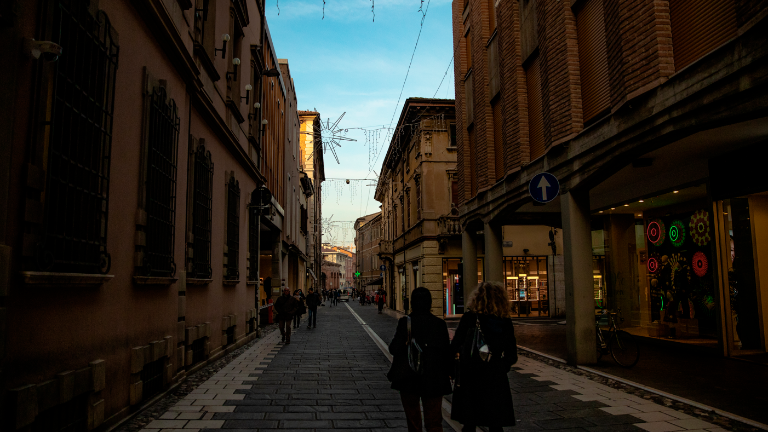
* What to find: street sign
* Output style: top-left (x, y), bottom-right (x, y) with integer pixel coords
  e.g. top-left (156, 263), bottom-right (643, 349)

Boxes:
top-left (380, 272), bottom-right (384, 277)
top-left (529, 172), bottom-right (560, 204)
top-left (379, 265), bottom-right (386, 271)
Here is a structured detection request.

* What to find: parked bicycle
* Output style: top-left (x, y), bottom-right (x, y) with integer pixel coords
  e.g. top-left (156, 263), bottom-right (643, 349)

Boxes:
top-left (596, 309), bottom-right (640, 367)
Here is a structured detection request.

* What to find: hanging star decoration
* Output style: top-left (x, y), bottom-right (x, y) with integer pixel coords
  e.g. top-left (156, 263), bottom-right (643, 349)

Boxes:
top-left (302, 112), bottom-right (357, 165)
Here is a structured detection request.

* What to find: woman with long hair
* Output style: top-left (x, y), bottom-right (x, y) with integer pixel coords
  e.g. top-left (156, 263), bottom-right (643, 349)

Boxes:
top-left (387, 287), bottom-right (452, 432)
top-left (450, 282), bottom-right (518, 431)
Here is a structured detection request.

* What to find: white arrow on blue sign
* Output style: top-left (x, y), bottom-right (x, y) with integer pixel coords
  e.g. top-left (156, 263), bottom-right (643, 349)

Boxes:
top-left (529, 172), bottom-right (560, 204)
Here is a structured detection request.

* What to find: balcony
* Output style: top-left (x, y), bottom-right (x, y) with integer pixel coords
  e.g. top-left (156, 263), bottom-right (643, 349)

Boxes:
top-left (438, 215), bottom-right (462, 236)
top-left (378, 240), bottom-right (393, 256)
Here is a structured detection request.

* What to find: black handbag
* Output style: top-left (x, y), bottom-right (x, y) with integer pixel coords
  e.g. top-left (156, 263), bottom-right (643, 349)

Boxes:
top-left (470, 316), bottom-right (492, 362)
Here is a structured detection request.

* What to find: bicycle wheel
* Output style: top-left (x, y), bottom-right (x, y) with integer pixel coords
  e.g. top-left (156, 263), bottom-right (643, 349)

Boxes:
top-left (609, 330), bottom-right (640, 367)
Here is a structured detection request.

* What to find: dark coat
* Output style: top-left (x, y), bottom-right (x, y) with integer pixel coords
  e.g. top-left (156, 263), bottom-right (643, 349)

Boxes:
top-left (306, 292), bottom-right (320, 310)
top-left (450, 311), bottom-right (517, 427)
top-left (387, 312), bottom-right (453, 397)
top-left (273, 294), bottom-right (298, 320)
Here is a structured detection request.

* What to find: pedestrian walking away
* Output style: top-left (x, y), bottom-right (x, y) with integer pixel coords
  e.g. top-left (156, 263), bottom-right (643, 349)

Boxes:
top-left (334, 289), bottom-right (340, 306)
top-left (305, 287), bottom-right (320, 328)
top-left (274, 287), bottom-right (298, 344)
top-left (450, 281), bottom-right (518, 432)
top-left (293, 288), bottom-right (306, 329)
top-left (377, 289), bottom-right (386, 314)
top-left (387, 287), bottom-right (452, 432)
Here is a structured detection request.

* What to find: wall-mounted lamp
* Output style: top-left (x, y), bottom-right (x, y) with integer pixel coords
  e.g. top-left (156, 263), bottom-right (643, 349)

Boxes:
top-left (261, 118), bottom-right (268, 136)
top-left (253, 102), bottom-right (261, 109)
top-left (214, 34), bottom-right (230, 58)
top-left (227, 57), bottom-right (241, 80)
top-left (242, 84), bottom-right (252, 104)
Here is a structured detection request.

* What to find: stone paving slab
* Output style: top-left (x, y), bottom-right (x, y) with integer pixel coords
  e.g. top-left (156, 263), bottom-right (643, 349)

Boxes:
top-left (137, 300), bottom-right (735, 432)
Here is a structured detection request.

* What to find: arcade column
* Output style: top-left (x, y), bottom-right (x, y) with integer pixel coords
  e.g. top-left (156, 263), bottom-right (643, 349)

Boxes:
top-left (462, 229), bottom-right (478, 305)
top-left (561, 189), bottom-right (598, 365)
top-left (484, 221), bottom-right (504, 284)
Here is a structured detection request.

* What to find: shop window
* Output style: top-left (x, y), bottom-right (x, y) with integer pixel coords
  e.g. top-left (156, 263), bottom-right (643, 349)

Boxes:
top-left (670, 0), bottom-right (736, 71)
top-left (575, 0), bottom-right (610, 125)
top-left (190, 143), bottom-right (213, 279)
top-left (138, 84), bottom-right (180, 277)
top-left (32, 394), bottom-right (88, 432)
top-left (525, 54), bottom-right (544, 160)
top-left (225, 176), bottom-right (240, 280)
top-left (36, 1), bottom-right (118, 274)
top-left (141, 357), bottom-right (165, 401)
top-left (503, 256), bottom-right (549, 317)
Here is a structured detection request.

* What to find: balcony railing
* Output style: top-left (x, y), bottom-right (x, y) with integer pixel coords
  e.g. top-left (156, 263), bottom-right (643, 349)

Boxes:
top-left (438, 215), bottom-right (462, 236)
top-left (378, 240), bottom-right (393, 256)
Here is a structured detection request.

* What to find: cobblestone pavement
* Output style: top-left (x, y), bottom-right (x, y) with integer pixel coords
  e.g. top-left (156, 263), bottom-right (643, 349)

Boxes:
top-left (137, 301), bottom-right (746, 431)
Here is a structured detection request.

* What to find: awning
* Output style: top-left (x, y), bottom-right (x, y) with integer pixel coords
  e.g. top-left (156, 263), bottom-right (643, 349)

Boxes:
top-left (366, 277), bottom-right (383, 286)
top-left (307, 269), bottom-right (317, 281)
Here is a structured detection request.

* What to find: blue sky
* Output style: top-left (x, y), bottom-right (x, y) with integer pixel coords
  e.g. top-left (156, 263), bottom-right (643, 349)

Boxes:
top-left (266, 0), bottom-right (455, 247)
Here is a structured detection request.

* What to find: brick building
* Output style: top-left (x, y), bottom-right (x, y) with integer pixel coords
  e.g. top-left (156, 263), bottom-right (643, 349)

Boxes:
top-left (0, 0), bottom-right (309, 428)
top-left (453, 0), bottom-right (768, 364)
top-left (321, 259), bottom-right (341, 291)
top-left (355, 212), bottom-right (385, 296)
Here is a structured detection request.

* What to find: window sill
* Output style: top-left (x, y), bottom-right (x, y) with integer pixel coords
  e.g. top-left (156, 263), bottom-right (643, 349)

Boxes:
top-left (20, 271), bottom-right (114, 288)
top-left (187, 278), bottom-right (213, 285)
top-left (223, 279), bottom-right (240, 286)
top-left (133, 276), bottom-right (178, 286)
top-left (246, 281), bottom-right (258, 286)
top-left (193, 42), bottom-right (220, 82)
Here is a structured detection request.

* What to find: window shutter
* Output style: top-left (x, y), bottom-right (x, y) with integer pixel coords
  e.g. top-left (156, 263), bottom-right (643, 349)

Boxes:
top-left (670, 0), bottom-right (737, 71)
top-left (575, 0), bottom-right (610, 124)
top-left (492, 98), bottom-right (504, 181)
top-left (465, 73), bottom-right (474, 125)
top-left (526, 55), bottom-right (545, 161)
top-left (488, 34), bottom-right (501, 99)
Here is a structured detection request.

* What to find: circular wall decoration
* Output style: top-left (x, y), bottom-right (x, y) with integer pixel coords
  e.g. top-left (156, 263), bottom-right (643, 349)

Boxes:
top-left (692, 251), bottom-right (708, 277)
top-left (647, 220), bottom-right (666, 246)
top-left (647, 257), bottom-right (660, 274)
top-left (669, 220), bottom-right (686, 247)
top-left (689, 210), bottom-right (711, 246)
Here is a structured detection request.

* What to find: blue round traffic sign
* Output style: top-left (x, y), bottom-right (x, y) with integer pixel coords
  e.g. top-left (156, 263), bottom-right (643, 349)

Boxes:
top-left (529, 172), bottom-right (560, 204)
top-left (379, 265), bottom-right (386, 271)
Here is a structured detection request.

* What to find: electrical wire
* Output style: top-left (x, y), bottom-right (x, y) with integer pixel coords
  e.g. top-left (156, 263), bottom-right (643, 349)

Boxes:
top-left (433, 56), bottom-right (454, 98)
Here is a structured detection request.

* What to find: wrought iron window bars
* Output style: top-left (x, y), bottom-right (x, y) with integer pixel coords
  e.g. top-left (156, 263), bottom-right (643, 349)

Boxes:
top-left (225, 177), bottom-right (240, 280)
top-left (38, 1), bottom-right (118, 274)
top-left (190, 145), bottom-right (213, 279)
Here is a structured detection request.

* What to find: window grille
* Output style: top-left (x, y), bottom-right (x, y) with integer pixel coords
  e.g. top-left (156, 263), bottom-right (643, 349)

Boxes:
top-left (191, 337), bottom-right (206, 366)
top-left (226, 177), bottom-right (240, 280)
top-left (32, 394), bottom-right (88, 432)
top-left (40, 0), bottom-right (118, 274)
top-left (141, 86), bottom-right (179, 277)
top-left (191, 145), bottom-right (213, 279)
top-left (141, 357), bottom-right (165, 401)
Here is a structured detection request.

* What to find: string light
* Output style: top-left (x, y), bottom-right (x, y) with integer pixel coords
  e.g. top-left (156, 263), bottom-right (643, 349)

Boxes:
top-left (433, 56), bottom-right (454, 98)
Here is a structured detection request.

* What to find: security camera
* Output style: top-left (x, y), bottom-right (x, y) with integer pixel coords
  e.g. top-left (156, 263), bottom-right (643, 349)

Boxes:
top-left (25, 39), bottom-right (63, 62)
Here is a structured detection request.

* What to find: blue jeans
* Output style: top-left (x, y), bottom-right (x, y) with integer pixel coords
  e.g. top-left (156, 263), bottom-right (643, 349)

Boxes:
top-left (307, 309), bottom-right (317, 327)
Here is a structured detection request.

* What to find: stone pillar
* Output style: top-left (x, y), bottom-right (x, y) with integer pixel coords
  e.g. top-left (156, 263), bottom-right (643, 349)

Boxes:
top-left (462, 229), bottom-right (478, 305)
top-left (561, 189), bottom-right (597, 365)
top-left (484, 221), bottom-right (504, 284)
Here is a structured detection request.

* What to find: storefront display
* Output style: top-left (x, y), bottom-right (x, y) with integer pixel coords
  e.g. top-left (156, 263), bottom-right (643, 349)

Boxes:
top-left (503, 256), bottom-right (549, 317)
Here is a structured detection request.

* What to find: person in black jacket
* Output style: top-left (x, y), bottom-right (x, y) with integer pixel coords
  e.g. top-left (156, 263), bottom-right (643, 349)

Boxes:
top-left (292, 289), bottom-right (306, 329)
top-left (305, 288), bottom-right (320, 329)
top-left (274, 287), bottom-right (298, 344)
top-left (387, 287), bottom-right (452, 432)
top-left (450, 281), bottom-right (518, 432)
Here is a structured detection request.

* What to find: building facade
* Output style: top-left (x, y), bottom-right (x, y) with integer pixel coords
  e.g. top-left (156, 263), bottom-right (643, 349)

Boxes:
top-left (355, 212), bottom-right (385, 296)
top-left (0, 0), bottom-right (309, 428)
top-left (374, 99), bottom-right (461, 316)
top-left (298, 111), bottom-right (326, 291)
top-left (321, 259), bottom-right (341, 291)
top-left (321, 245), bottom-right (354, 288)
top-left (453, 0), bottom-right (768, 364)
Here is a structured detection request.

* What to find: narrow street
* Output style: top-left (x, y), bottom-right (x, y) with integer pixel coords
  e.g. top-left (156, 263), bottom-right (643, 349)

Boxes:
top-left (138, 302), bottom-right (740, 432)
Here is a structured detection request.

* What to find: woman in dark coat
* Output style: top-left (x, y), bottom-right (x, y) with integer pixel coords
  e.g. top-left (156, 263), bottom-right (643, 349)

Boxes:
top-left (451, 281), bottom-right (518, 431)
top-left (292, 289), bottom-right (306, 329)
top-left (388, 287), bottom-right (452, 432)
